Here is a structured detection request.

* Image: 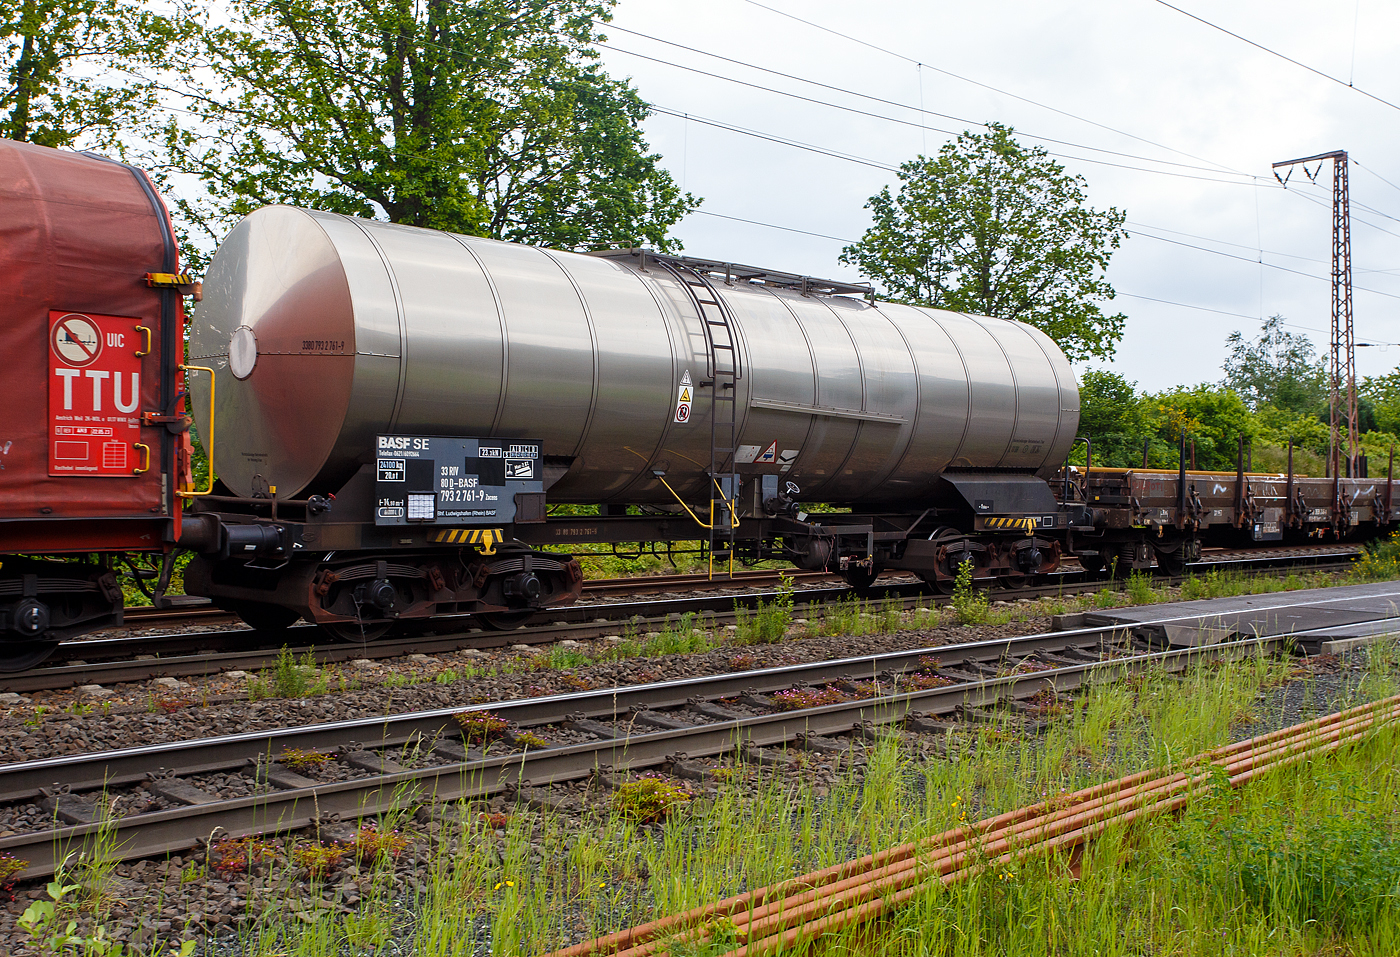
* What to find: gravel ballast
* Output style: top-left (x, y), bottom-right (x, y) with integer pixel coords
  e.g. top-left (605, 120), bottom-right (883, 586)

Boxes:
top-left (0, 585), bottom-right (1394, 955)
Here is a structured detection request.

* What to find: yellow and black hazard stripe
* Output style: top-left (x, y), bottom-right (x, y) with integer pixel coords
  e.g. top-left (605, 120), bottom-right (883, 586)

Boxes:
top-left (430, 528), bottom-right (504, 554)
top-left (982, 516), bottom-right (1038, 532)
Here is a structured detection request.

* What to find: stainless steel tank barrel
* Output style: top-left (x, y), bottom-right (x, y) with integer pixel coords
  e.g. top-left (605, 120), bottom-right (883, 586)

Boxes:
top-left (190, 206), bottom-right (1080, 504)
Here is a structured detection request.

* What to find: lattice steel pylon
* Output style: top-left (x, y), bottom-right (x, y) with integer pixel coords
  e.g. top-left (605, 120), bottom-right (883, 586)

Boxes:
top-left (1273, 150), bottom-right (1357, 477)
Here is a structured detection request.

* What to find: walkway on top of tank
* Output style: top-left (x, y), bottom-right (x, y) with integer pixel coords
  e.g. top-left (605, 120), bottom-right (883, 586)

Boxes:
top-left (1082, 580), bottom-right (1400, 654)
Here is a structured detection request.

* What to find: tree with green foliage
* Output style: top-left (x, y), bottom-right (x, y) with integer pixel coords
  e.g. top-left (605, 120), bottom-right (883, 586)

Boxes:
top-left (1146, 385), bottom-right (1255, 471)
top-left (1249, 402), bottom-right (1328, 457)
top-left (1222, 316), bottom-right (1326, 415)
top-left (840, 123), bottom-right (1127, 361)
top-left (2, 0), bottom-right (176, 149)
top-left (1076, 369), bottom-right (1150, 466)
top-left (1361, 370), bottom-right (1400, 436)
top-left (159, 0), bottom-right (696, 259)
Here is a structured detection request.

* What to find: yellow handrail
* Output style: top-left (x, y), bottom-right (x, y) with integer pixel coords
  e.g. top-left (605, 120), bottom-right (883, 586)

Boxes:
top-left (651, 472), bottom-right (741, 533)
top-left (654, 473), bottom-right (713, 529)
top-left (178, 364), bottom-right (215, 498)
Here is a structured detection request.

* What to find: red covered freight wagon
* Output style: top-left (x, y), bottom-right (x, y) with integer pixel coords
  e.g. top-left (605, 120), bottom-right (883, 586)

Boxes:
top-left (0, 139), bottom-right (197, 669)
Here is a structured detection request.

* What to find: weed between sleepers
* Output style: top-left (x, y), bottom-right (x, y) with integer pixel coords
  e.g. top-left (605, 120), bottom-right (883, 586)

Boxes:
top-left (610, 778), bottom-right (693, 824)
top-left (769, 686), bottom-right (850, 710)
top-left (276, 748), bottom-right (335, 773)
top-left (732, 575), bottom-right (795, 644)
top-left (452, 710), bottom-right (511, 745)
top-left (951, 559), bottom-right (989, 625)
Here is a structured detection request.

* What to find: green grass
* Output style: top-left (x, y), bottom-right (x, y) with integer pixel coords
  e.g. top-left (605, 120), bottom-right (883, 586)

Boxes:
top-left (166, 638), bottom-right (1398, 956)
top-left (823, 718), bottom-right (1400, 957)
top-left (733, 576), bottom-right (795, 643)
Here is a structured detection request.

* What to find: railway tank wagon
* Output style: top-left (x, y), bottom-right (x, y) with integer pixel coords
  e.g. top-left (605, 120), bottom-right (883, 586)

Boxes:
top-left (183, 205), bottom-right (1081, 633)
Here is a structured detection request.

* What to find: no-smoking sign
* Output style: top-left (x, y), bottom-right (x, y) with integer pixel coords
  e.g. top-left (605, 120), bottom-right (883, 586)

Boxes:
top-left (48, 310), bottom-right (144, 477)
top-left (51, 314), bottom-right (103, 367)
top-left (673, 383), bottom-right (692, 423)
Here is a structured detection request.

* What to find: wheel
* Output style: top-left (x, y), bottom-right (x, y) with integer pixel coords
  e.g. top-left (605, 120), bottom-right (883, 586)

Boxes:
top-left (1116, 542), bottom-right (1146, 576)
top-left (476, 610), bottom-right (536, 631)
top-left (918, 574), bottom-right (957, 596)
top-left (1153, 547), bottom-right (1187, 576)
top-left (319, 619), bottom-right (396, 642)
top-left (0, 641), bottom-right (60, 672)
top-left (1077, 554), bottom-right (1105, 576)
top-left (227, 601), bottom-right (300, 633)
top-left (843, 566), bottom-right (880, 594)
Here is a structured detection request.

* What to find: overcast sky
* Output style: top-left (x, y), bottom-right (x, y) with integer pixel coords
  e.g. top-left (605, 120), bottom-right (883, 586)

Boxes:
top-left (595, 0), bottom-right (1400, 393)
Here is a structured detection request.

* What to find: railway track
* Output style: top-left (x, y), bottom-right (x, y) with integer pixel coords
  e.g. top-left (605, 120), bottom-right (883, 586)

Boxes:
top-left (0, 545), bottom-right (1362, 694)
top-left (0, 585), bottom-right (1384, 881)
top-left (115, 568), bottom-right (843, 630)
top-left (110, 544), bottom-right (1362, 629)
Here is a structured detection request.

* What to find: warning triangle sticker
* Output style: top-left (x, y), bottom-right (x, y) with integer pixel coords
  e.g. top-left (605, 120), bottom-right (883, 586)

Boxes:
top-left (679, 387), bottom-right (692, 402)
top-left (680, 370), bottom-right (692, 386)
top-left (757, 441), bottom-right (778, 463)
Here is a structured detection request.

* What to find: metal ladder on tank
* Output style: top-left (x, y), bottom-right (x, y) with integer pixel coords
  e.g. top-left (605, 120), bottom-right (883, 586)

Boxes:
top-left (658, 260), bottom-right (741, 580)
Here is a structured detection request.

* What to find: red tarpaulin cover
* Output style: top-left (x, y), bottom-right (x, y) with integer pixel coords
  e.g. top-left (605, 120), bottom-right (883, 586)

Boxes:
top-left (0, 140), bottom-right (183, 545)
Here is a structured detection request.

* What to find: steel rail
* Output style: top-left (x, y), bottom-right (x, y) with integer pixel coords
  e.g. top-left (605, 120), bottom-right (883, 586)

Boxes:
top-left (114, 544), bottom-right (1359, 627)
top-left (5, 550), bottom-right (1363, 694)
top-left (25, 571), bottom-right (1392, 798)
top-left (0, 621), bottom-right (1145, 801)
top-left (111, 569), bottom-right (844, 626)
top-left (3, 599), bottom-right (1367, 880)
top-left (4, 581), bottom-right (913, 693)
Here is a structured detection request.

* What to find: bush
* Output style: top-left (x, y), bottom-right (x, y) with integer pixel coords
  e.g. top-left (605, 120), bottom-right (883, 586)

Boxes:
top-left (1353, 530), bottom-right (1400, 581)
top-left (611, 777), bottom-right (692, 824)
top-left (951, 560), bottom-right (988, 625)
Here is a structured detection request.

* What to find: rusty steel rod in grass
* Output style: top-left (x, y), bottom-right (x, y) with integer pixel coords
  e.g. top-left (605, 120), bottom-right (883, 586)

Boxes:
top-left (722, 695), bottom-right (1400, 957)
top-left (561, 697), bottom-right (1399, 957)
top-left (730, 700), bottom-right (1400, 956)
top-left (541, 694), bottom-right (1400, 957)
top-left (695, 700), bottom-right (1394, 955)
top-left (580, 707), bottom-right (1344, 957)
top-left (731, 699), bottom-right (1400, 952)
top-left (589, 762), bottom-right (1186, 957)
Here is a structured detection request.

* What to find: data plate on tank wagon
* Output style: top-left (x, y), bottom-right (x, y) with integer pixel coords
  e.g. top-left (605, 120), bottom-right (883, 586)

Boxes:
top-left (373, 435), bottom-right (542, 526)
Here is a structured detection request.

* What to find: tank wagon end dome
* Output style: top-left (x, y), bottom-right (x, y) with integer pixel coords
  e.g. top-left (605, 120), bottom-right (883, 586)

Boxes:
top-left (189, 205), bottom-right (360, 498)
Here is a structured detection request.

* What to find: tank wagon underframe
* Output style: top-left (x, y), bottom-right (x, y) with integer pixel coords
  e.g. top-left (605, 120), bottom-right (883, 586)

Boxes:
top-left (176, 435), bottom-right (1395, 638)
